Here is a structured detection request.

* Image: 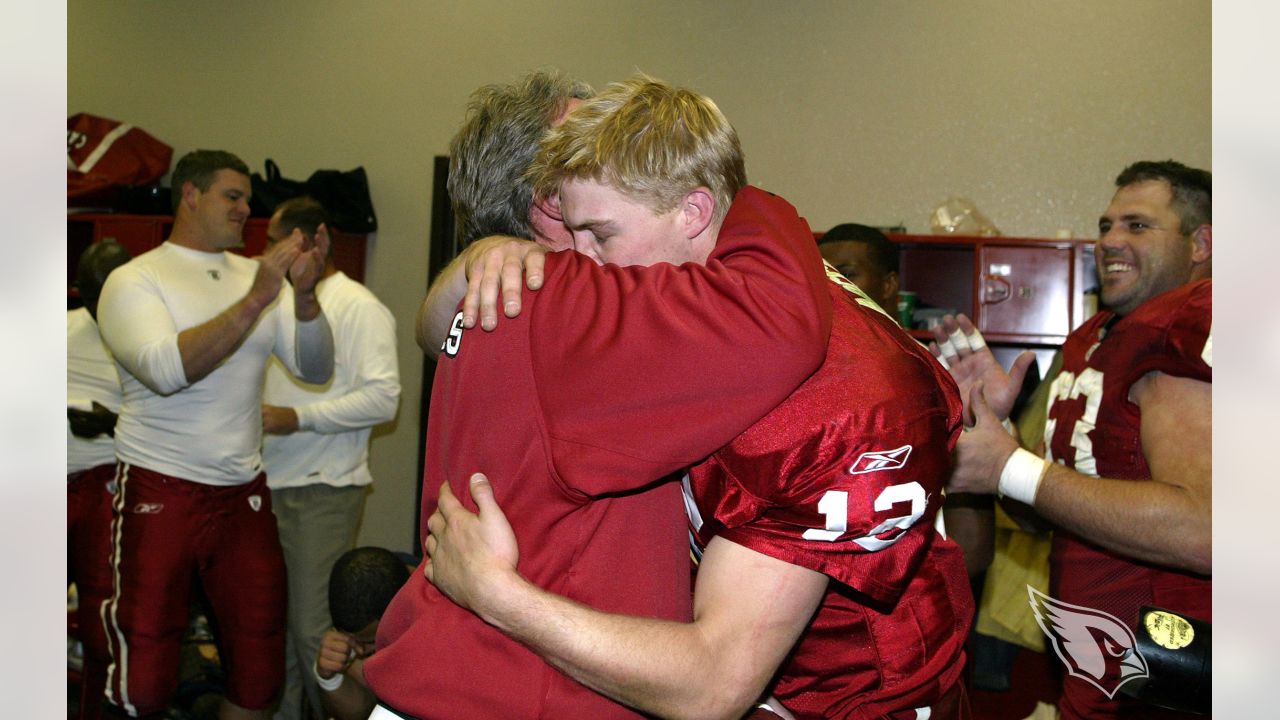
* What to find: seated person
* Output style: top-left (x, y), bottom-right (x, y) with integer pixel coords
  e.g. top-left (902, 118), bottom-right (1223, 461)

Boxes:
top-left (314, 547), bottom-right (409, 720)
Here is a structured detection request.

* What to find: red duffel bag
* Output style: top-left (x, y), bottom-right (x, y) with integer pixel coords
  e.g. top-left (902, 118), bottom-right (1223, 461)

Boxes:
top-left (68, 113), bottom-right (173, 203)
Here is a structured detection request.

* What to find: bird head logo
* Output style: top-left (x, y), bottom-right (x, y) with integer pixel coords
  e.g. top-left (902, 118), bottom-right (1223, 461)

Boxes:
top-left (1028, 586), bottom-right (1149, 698)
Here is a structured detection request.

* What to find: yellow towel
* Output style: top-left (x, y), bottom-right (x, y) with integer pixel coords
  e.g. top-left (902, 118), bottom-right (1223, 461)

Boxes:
top-left (975, 350), bottom-right (1062, 652)
top-left (975, 503), bottom-right (1051, 651)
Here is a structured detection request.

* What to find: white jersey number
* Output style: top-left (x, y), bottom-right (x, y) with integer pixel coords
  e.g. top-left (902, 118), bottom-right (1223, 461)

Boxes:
top-left (1044, 368), bottom-right (1104, 476)
top-left (802, 482), bottom-right (927, 551)
top-left (441, 311), bottom-right (465, 357)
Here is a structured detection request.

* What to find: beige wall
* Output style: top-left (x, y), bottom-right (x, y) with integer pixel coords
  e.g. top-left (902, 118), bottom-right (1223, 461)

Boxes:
top-left (68, 0), bottom-right (1210, 553)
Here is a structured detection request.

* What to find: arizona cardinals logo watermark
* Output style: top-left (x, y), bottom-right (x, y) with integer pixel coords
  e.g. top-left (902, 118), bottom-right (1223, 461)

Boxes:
top-left (248, 494), bottom-right (262, 512)
top-left (848, 445), bottom-right (912, 474)
top-left (1029, 586), bottom-right (1149, 698)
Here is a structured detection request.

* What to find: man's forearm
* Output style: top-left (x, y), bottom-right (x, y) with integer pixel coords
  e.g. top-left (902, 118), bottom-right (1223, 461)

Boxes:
top-left (294, 287), bottom-right (321, 321)
top-left (294, 379), bottom-right (399, 433)
top-left (294, 312), bottom-right (335, 384)
top-left (1035, 466), bottom-right (1210, 574)
top-left (319, 665), bottom-right (376, 720)
top-left (476, 572), bottom-right (747, 720)
top-left (416, 255), bottom-right (469, 358)
top-left (177, 293), bottom-right (272, 385)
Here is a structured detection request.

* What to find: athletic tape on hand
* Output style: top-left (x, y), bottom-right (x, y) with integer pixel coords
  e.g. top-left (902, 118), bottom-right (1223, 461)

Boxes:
top-left (948, 328), bottom-right (972, 353)
top-left (967, 329), bottom-right (987, 351)
top-left (998, 448), bottom-right (1049, 505)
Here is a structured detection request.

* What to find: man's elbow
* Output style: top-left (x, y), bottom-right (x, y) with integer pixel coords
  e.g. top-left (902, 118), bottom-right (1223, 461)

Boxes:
top-left (678, 692), bottom-right (759, 720)
top-left (126, 346), bottom-right (188, 396)
top-left (372, 387), bottom-right (401, 424)
top-left (674, 666), bottom-right (769, 720)
top-left (413, 302), bottom-right (444, 358)
top-left (300, 362), bottom-right (334, 385)
top-left (1173, 534), bottom-right (1212, 575)
top-left (791, 312), bottom-right (829, 376)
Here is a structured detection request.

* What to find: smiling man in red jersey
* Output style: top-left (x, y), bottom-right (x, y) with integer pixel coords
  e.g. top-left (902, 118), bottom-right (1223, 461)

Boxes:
top-left (934, 160), bottom-right (1211, 718)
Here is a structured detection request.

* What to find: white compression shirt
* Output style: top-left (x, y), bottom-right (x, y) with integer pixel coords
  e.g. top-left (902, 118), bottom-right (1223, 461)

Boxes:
top-left (67, 307), bottom-right (123, 474)
top-left (262, 272), bottom-right (400, 489)
top-left (97, 241), bottom-right (332, 485)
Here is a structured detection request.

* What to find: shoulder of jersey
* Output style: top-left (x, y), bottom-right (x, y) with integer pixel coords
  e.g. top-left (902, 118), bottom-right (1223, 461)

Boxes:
top-left (1127, 278), bottom-right (1211, 334)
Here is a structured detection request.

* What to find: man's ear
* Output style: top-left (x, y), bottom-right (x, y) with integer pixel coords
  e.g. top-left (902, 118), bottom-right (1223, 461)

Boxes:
top-left (1190, 224), bottom-right (1211, 264)
top-left (534, 192), bottom-right (563, 222)
top-left (883, 271), bottom-right (901, 308)
top-left (680, 187), bottom-right (716, 239)
top-left (180, 181), bottom-right (200, 213)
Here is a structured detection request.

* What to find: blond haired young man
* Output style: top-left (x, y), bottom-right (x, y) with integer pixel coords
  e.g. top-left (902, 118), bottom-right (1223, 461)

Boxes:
top-left (365, 72), bottom-right (832, 720)
top-left (425, 76), bottom-right (974, 720)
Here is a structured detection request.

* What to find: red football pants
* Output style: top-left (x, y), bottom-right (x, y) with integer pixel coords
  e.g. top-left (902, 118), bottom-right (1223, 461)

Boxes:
top-left (69, 464), bottom-right (119, 720)
top-left (101, 464), bottom-right (286, 716)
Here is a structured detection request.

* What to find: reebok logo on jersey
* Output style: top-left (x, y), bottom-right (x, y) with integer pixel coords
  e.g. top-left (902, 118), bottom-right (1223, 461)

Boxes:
top-left (848, 445), bottom-right (912, 474)
top-left (132, 502), bottom-right (163, 514)
top-left (248, 495), bottom-right (262, 512)
top-left (207, 269), bottom-right (221, 281)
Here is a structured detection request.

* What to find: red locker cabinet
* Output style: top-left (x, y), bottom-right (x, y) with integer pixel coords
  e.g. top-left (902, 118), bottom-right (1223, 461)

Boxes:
top-left (889, 233), bottom-right (1095, 347)
top-left (68, 213), bottom-right (368, 298)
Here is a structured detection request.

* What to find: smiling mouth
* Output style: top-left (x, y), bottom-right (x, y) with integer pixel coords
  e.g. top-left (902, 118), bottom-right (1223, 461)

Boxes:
top-left (1102, 261), bottom-right (1134, 275)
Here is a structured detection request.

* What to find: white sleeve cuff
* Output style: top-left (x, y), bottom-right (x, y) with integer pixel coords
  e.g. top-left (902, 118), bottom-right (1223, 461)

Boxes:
top-left (313, 659), bottom-right (344, 692)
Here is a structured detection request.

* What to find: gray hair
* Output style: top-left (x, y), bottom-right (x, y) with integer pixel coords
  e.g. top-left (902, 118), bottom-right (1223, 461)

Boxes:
top-left (447, 69), bottom-right (592, 246)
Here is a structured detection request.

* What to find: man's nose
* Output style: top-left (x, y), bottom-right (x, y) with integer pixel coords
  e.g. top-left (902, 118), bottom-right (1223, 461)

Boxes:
top-left (1098, 226), bottom-right (1125, 251)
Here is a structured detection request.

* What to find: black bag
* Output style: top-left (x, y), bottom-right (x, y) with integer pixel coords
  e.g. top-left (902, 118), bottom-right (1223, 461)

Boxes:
top-left (249, 159), bottom-right (378, 233)
top-left (306, 166), bottom-right (378, 233)
top-left (249, 159), bottom-right (307, 218)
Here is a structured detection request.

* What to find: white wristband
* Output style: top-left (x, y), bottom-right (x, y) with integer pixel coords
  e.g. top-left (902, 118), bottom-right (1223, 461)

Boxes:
top-left (998, 448), bottom-right (1049, 505)
top-left (314, 660), bottom-right (344, 692)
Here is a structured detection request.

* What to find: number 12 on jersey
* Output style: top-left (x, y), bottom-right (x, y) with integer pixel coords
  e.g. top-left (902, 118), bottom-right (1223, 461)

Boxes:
top-left (803, 482), bottom-right (927, 552)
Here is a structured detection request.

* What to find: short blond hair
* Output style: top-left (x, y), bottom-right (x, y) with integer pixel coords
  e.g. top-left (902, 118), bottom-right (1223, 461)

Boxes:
top-left (527, 75), bottom-right (746, 223)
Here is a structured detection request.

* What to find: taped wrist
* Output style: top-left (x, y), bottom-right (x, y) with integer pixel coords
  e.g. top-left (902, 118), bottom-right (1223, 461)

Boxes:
top-left (998, 448), bottom-right (1049, 505)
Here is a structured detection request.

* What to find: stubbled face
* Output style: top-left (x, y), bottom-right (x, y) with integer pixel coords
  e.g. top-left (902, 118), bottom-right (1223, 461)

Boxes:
top-left (192, 169), bottom-right (251, 251)
top-left (820, 240), bottom-right (896, 312)
top-left (559, 178), bottom-right (710, 267)
top-left (1096, 180), bottom-right (1195, 316)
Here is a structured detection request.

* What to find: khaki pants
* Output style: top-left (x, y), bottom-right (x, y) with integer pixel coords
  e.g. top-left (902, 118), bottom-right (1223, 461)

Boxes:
top-left (271, 484), bottom-right (367, 720)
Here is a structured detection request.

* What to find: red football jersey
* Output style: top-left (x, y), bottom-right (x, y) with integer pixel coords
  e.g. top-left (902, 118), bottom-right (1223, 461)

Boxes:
top-left (686, 271), bottom-right (974, 720)
top-left (366, 187), bottom-right (834, 720)
top-left (1045, 279), bottom-right (1212, 720)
